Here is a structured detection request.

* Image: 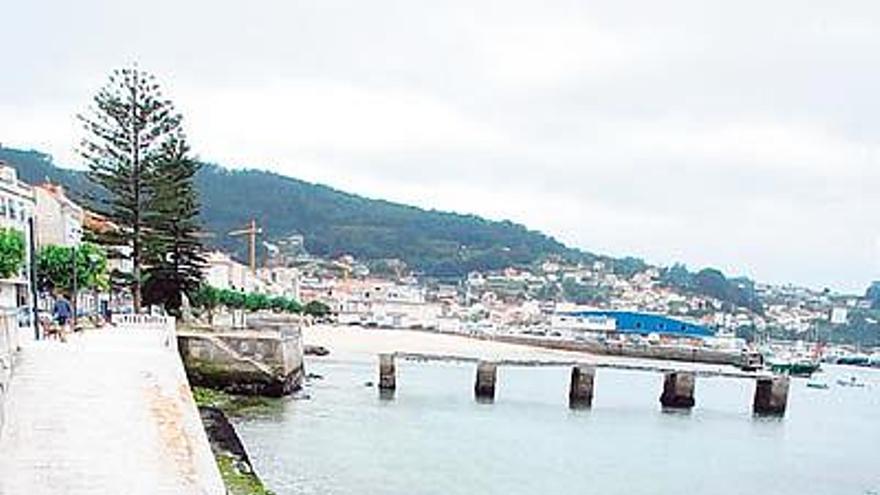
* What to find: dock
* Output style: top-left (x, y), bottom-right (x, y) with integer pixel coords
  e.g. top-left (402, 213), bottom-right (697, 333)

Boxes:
top-left (379, 351), bottom-right (791, 415)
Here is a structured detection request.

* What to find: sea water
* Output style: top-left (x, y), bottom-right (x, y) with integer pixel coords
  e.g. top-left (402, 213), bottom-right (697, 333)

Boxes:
top-left (234, 357), bottom-right (880, 495)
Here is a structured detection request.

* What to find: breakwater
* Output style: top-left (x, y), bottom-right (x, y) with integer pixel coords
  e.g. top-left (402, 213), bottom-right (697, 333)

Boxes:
top-left (177, 318), bottom-right (304, 397)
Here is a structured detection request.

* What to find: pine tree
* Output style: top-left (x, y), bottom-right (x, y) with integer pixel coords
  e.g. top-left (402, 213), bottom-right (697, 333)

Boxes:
top-left (78, 66), bottom-right (183, 312)
top-left (142, 135), bottom-right (205, 316)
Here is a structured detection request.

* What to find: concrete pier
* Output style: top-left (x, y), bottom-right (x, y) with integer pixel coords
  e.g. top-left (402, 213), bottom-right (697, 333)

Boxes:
top-left (753, 375), bottom-right (790, 415)
top-left (659, 371), bottom-right (696, 409)
top-left (474, 361), bottom-right (497, 401)
top-left (379, 353), bottom-right (396, 390)
top-left (568, 365), bottom-right (595, 408)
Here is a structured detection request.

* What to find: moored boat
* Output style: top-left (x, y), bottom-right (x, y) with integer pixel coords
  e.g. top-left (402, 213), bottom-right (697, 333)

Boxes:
top-left (769, 359), bottom-right (820, 377)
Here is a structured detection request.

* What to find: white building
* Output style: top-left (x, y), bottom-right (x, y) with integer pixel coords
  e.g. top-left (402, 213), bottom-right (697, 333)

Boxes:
top-left (335, 279), bottom-right (442, 328)
top-left (33, 183), bottom-right (83, 248)
top-left (203, 251), bottom-right (261, 293)
top-left (551, 312), bottom-right (616, 333)
top-left (256, 266), bottom-right (301, 300)
top-left (830, 307), bottom-right (848, 325)
top-left (0, 163), bottom-right (36, 333)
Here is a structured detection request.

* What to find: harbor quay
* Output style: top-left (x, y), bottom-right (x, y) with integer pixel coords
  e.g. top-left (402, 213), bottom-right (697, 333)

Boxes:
top-left (377, 352), bottom-right (791, 416)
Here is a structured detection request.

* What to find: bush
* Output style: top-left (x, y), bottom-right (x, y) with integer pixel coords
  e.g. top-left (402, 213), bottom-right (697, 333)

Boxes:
top-left (0, 228), bottom-right (25, 279)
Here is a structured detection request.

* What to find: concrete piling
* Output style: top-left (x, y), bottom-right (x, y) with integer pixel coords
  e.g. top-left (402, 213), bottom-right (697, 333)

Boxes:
top-left (378, 353), bottom-right (396, 391)
top-left (659, 371), bottom-right (695, 409)
top-left (569, 365), bottom-right (595, 408)
top-left (474, 361), bottom-right (497, 401)
top-left (753, 375), bottom-right (789, 415)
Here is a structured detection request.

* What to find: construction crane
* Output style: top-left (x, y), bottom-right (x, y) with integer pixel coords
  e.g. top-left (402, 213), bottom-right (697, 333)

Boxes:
top-left (228, 219), bottom-right (262, 272)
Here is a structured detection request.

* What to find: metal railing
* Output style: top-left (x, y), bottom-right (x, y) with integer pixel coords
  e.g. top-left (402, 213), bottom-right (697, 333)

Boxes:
top-left (111, 314), bottom-right (177, 351)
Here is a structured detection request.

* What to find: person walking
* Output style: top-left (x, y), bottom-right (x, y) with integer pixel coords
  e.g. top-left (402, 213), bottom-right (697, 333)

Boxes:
top-left (53, 293), bottom-right (73, 333)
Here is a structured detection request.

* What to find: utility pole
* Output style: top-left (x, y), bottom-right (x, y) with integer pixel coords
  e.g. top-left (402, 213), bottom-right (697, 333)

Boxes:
top-left (229, 220), bottom-right (262, 272)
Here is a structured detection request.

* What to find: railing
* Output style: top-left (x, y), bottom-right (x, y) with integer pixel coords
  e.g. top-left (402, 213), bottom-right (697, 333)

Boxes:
top-left (111, 314), bottom-right (177, 351)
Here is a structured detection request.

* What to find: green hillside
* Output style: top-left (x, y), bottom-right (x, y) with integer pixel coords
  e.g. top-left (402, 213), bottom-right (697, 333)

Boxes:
top-left (0, 146), bottom-right (587, 276)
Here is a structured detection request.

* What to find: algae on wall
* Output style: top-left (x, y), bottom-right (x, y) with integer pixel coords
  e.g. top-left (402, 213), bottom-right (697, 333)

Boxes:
top-left (194, 388), bottom-right (278, 495)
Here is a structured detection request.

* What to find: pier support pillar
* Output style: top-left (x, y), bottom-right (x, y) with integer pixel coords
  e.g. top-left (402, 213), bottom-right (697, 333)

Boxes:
top-left (659, 371), bottom-right (695, 409)
top-left (474, 361), bottom-right (497, 401)
top-left (569, 365), bottom-right (595, 408)
top-left (378, 354), bottom-right (396, 391)
top-left (753, 375), bottom-right (789, 416)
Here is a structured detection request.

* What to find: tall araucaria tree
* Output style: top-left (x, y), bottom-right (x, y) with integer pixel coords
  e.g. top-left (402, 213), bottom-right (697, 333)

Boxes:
top-left (78, 66), bottom-right (184, 312)
top-left (142, 135), bottom-right (205, 316)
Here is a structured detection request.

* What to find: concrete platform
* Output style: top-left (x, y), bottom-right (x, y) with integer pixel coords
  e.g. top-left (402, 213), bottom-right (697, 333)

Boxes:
top-left (0, 328), bottom-right (225, 495)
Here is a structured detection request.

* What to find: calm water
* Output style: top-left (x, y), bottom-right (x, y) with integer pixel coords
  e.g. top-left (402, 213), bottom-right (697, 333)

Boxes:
top-left (235, 357), bottom-right (880, 495)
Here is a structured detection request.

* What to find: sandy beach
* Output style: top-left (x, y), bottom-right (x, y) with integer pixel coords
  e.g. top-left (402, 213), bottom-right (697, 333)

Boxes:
top-left (301, 324), bottom-right (739, 374)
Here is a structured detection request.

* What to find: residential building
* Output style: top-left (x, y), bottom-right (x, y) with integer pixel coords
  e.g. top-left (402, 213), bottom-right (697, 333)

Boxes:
top-left (203, 251), bottom-right (261, 292)
top-left (256, 266), bottom-right (301, 300)
top-left (0, 163), bottom-right (36, 332)
top-left (33, 183), bottom-right (83, 248)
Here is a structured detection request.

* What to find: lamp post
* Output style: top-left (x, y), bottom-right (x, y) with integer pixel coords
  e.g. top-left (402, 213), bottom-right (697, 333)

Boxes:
top-left (71, 244), bottom-right (77, 329)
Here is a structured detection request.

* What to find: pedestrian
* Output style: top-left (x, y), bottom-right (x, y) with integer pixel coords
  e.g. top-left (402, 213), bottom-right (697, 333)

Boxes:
top-left (53, 293), bottom-right (72, 333)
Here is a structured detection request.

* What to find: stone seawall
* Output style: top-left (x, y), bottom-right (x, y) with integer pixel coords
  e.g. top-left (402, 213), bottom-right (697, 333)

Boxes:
top-left (178, 321), bottom-right (304, 397)
top-left (0, 313), bottom-right (20, 435)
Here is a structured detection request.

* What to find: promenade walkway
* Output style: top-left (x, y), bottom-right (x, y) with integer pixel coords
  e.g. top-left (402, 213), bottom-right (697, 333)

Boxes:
top-left (0, 327), bottom-right (225, 495)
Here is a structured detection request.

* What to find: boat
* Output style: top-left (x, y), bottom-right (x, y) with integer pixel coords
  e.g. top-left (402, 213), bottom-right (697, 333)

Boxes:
top-left (806, 380), bottom-right (829, 389)
top-left (769, 358), bottom-right (820, 377)
top-left (836, 376), bottom-right (865, 388)
top-left (837, 354), bottom-right (870, 366)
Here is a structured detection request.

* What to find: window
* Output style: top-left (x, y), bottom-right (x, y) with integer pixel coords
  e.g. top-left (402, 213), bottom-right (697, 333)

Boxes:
top-left (0, 198), bottom-right (6, 217)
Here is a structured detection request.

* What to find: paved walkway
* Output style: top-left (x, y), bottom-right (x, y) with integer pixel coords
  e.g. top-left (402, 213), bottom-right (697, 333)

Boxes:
top-left (0, 328), bottom-right (225, 495)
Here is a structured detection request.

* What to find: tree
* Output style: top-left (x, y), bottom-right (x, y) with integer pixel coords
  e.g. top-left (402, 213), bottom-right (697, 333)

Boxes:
top-left (36, 244), bottom-right (108, 294)
top-left (218, 289), bottom-right (246, 310)
top-left (189, 284), bottom-right (221, 324)
top-left (244, 293), bottom-right (270, 312)
top-left (304, 300), bottom-right (331, 318)
top-left (0, 229), bottom-right (25, 279)
top-left (79, 66), bottom-right (184, 312)
top-left (142, 135), bottom-right (205, 316)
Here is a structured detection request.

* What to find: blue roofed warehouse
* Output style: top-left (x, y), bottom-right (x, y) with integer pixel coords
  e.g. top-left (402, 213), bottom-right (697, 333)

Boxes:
top-left (557, 311), bottom-right (714, 338)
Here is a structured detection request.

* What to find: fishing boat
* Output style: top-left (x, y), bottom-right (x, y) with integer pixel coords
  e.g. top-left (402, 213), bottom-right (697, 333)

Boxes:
top-left (768, 358), bottom-right (821, 377)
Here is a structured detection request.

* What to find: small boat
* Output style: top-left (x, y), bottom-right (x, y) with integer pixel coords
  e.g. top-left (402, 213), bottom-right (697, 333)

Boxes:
top-left (769, 359), bottom-right (821, 377)
top-left (806, 380), bottom-right (829, 389)
top-left (836, 376), bottom-right (865, 388)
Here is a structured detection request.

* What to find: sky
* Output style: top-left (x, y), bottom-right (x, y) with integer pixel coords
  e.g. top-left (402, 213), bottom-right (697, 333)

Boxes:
top-left (2, 0), bottom-right (879, 293)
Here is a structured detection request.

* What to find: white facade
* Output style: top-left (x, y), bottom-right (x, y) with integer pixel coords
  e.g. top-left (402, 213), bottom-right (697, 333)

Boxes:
top-left (202, 251), bottom-right (261, 292)
top-left (256, 266), bottom-right (301, 300)
top-left (33, 184), bottom-right (83, 248)
top-left (830, 307), bottom-right (848, 325)
top-left (551, 313), bottom-right (616, 332)
top-left (0, 164), bottom-right (35, 330)
top-left (335, 279), bottom-right (442, 328)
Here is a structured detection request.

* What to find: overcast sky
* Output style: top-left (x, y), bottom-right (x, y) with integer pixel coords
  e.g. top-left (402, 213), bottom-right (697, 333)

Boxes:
top-left (2, 0), bottom-right (878, 292)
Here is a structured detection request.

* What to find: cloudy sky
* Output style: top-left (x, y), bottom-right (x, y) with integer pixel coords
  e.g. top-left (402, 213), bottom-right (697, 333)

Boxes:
top-left (2, 0), bottom-right (878, 292)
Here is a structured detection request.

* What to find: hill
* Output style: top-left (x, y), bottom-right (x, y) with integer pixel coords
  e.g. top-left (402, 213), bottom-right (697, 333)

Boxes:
top-left (0, 146), bottom-right (587, 276)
